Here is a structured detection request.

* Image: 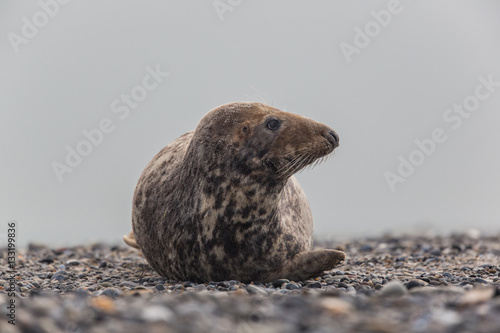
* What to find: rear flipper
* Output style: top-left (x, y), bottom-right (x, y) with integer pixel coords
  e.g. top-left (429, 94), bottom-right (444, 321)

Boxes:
top-left (270, 249), bottom-right (345, 281)
top-left (123, 230), bottom-right (140, 249)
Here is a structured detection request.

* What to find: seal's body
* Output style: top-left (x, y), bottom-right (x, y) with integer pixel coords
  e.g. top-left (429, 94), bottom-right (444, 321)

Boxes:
top-left (124, 102), bottom-right (345, 282)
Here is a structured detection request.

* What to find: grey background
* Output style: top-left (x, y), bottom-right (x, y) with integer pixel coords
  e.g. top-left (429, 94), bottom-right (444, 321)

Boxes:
top-left (1, 1), bottom-right (499, 247)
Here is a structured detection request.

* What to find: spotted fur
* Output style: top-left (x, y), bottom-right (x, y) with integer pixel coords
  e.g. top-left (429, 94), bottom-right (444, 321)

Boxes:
top-left (125, 102), bottom-right (345, 282)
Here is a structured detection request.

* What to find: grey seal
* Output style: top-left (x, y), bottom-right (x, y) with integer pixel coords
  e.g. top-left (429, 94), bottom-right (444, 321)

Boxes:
top-left (124, 102), bottom-right (345, 282)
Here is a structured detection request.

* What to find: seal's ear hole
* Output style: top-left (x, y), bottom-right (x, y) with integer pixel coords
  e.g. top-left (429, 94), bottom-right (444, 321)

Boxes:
top-left (242, 126), bottom-right (248, 133)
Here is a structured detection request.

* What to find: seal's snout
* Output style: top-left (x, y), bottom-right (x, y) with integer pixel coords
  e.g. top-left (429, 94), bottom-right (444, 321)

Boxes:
top-left (325, 130), bottom-right (339, 148)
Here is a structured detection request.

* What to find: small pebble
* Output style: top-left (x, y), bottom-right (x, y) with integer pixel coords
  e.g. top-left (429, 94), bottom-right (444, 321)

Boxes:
top-left (320, 297), bottom-right (354, 315)
top-left (285, 283), bottom-right (300, 290)
top-left (380, 281), bottom-right (407, 298)
top-left (246, 285), bottom-right (268, 296)
top-left (51, 271), bottom-right (67, 282)
top-left (100, 288), bottom-right (122, 298)
top-left (119, 281), bottom-right (139, 289)
top-left (272, 279), bottom-right (290, 288)
top-left (406, 279), bottom-right (427, 290)
top-left (473, 278), bottom-right (489, 285)
top-left (38, 256), bottom-right (54, 264)
top-left (66, 259), bottom-right (82, 266)
top-left (141, 306), bottom-right (174, 322)
top-left (360, 245), bottom-right (373, 252)
top-left (306, 282), bottom-right (322, 289)
top-left (459, 287), bottom-right (495, 306)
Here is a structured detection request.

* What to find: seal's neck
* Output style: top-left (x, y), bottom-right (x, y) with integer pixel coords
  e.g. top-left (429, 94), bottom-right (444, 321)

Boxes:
top-left (182, 144), bottom-right (287, 225)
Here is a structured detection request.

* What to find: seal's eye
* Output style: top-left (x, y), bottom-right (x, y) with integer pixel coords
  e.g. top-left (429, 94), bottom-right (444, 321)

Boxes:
top-left (266, 119), bottom-right (281, 131)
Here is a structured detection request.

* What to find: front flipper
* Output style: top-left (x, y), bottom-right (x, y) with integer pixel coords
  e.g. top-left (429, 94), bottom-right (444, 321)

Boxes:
top-left (270, 249), bottom-right (345, 281)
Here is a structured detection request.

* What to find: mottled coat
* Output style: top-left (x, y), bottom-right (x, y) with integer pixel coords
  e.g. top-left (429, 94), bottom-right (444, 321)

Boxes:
top-left (127, 102), bottom-right (344, 282)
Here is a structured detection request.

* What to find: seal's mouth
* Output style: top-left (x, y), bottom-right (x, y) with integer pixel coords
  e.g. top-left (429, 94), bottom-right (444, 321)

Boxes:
top-left (264, 159), bottom-right (280, 174)
top-left (263, 129), bottom-right (339, 180)
top-left (270, 150), bottom-right (332, 180)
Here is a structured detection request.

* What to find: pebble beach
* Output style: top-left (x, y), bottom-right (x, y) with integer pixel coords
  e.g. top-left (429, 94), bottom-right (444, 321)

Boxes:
top-left (2, 232), bottom-right (500, 333)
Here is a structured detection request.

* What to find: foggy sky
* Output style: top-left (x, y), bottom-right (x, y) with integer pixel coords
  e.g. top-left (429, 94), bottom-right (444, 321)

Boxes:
top-left (1, 0), bottom-right (499, 247)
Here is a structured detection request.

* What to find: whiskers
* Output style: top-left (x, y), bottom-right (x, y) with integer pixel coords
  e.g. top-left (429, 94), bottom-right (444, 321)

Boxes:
top-left (251, 87), bottom-right (271, 107)
top-left (242, 89), bottom-right (272, 113)
top-left (276, 154), bottom-right (310, 179)
top-left (275, 147), bottom-right (332, 179)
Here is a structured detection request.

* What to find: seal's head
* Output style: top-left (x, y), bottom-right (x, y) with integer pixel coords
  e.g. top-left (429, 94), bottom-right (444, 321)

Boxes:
top-left (189, 102), bottom-right (339, 183)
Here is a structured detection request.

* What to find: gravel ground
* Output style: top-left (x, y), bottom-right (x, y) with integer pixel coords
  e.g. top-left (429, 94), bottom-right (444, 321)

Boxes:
top-left (2, 232), bottom-right (500, 333)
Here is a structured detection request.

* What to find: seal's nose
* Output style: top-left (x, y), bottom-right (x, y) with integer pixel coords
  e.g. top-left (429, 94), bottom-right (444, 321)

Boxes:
top-left (325, 130), bottom-right (339, 148)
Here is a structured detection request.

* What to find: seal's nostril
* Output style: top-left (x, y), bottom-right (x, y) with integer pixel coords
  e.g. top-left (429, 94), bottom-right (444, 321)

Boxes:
top-left (326, 130), bottom-right (339, 146)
